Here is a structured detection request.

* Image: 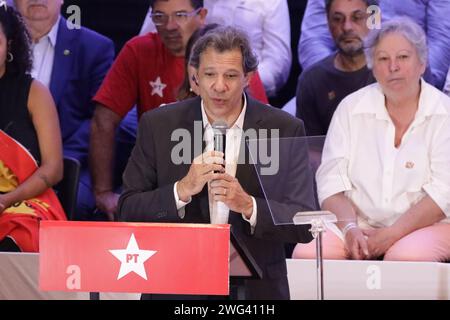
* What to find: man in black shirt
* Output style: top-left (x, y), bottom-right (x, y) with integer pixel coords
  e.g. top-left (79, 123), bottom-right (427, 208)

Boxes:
top-left (296, 0), bottom-right (377, 136)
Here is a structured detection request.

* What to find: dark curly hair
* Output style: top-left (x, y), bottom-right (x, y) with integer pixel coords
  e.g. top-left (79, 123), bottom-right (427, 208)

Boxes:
top-left (0, 5), bottom-right (32, 75)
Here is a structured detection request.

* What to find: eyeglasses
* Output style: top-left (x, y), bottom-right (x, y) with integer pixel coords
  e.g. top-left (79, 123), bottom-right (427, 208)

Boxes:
top-left (329, 12), bottom-right (368, 26)
top-left (150, 8), bottom-right (202, 26)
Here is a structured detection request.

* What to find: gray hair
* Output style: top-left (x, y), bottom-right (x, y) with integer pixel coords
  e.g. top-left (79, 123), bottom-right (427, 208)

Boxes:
top-left (189, 25), bottom-right (259, 74)
top-left (364, 16), bottom-right (428, 69)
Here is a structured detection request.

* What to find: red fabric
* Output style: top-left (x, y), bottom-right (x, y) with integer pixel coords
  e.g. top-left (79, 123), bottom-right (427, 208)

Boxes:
top-left (249, 71), bottom-right (268, 104)
top-left (0, 131), bottom-right (66, 252)
top-left (40, 221), bottom-right (230, 295)
top-left (94, 33), bottom-right (186, 118)
top-left (94, 33), bottom-right (268, 119)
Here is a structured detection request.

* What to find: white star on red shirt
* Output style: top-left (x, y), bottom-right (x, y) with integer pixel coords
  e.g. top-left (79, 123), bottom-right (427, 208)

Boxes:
top-left (149, 76), bottom-right (167, 98)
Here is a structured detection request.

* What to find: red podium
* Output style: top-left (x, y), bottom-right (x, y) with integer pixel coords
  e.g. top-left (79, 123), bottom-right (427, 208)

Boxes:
top-left (39, 221), bottom-right (230, 296)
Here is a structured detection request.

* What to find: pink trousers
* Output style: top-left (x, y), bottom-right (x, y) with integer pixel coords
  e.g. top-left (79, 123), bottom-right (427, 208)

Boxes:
top-left (292, 223), bottom-right (450, 262)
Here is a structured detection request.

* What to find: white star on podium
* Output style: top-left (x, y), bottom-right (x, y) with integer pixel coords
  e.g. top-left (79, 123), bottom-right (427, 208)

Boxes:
top-left (109, 234), bottom-right (157, 280)
top-left (149, 76), bottom-right (167, 97)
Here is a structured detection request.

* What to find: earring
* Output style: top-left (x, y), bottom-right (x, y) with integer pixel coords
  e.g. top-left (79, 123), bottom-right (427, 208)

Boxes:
top-left (6, 52), bottom-right (13, 63)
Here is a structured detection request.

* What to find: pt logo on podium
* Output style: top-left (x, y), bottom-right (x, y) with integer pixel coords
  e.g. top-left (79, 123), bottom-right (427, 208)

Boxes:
top-left (109, 233), bottom-right (157, 280)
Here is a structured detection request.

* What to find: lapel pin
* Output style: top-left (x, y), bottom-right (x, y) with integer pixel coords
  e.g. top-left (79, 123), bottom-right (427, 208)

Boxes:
top-left (63, 49), bottom-right (71, 56)
top-left (405, 161), bottom-right (415, 169)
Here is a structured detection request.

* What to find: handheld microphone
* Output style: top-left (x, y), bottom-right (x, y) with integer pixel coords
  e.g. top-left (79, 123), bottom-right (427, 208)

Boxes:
top-left (212, 120), bottom-right (228, 172)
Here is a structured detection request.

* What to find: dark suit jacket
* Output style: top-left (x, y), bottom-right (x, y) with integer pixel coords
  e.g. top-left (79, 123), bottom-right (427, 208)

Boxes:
top-left (118, 96), bottom-right (315, 299)
top-left (50, 18), bottom-right (114, 168)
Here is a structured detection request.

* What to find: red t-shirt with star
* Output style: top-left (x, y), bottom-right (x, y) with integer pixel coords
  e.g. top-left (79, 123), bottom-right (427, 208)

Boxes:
top-left (93, 33), bottom-right (268, 119)
top-left (94, 33), bottom-right (185, 118)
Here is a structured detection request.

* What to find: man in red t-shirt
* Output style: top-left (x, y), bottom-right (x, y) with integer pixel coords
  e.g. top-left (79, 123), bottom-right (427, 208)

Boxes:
top-left (91, 0), bottom-right (268, 220)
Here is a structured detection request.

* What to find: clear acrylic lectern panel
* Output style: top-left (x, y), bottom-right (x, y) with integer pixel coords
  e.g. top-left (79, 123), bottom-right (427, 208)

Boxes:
top-left (247, 136), bottom-right (352, 299)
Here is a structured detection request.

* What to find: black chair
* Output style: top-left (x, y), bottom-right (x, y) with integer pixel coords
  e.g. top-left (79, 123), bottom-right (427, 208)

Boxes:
top-left (54, 157), bottom-right (81, 220)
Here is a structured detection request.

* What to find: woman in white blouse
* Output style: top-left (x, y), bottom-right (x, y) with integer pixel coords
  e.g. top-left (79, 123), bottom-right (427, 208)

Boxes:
top-left (293, 17), bottom-right (450, 262)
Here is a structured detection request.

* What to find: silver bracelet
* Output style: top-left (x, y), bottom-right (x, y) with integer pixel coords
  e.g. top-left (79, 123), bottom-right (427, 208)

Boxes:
top-left (342, 222), bottom-right (358, 238)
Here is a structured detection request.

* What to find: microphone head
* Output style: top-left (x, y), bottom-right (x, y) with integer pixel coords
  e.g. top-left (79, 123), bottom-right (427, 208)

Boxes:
top-left (212, 120), bottom-right (228, 135)
top-left (212, 120), bottom-right (227, 155)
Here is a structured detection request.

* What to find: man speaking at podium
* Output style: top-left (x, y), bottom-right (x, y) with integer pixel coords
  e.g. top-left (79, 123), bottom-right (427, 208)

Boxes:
top-left (118, 26), bottom-right (315, 299)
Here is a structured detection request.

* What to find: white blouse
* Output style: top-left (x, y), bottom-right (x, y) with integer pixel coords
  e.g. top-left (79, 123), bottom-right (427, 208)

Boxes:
top-left (317, 80), bottom-right (450, 231)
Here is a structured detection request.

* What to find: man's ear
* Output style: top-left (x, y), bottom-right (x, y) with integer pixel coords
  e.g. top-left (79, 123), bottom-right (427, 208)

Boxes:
top-left (192, 70), bottom-right (200, 86)
top-left (192, 74), bottom-right (199, 86)
top-left (198, 8), bottom-right (208, 24)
